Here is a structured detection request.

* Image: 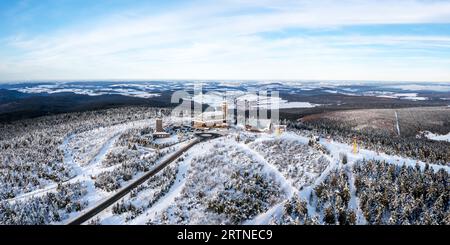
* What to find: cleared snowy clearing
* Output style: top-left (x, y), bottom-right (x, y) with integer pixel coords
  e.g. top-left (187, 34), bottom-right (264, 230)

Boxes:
top-left (424, 131), bottom-right (450, 142)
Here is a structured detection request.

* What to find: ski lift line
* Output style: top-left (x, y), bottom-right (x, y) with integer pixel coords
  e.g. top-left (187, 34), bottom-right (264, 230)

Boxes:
top-left (394, 111), bottom-right (401, 136)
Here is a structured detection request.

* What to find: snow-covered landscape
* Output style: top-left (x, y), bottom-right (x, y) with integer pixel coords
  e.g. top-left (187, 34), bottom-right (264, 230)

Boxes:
top-left (0, 106), bottom-right (448, 225)
top-left (2, 3), bottom-right (450, 245)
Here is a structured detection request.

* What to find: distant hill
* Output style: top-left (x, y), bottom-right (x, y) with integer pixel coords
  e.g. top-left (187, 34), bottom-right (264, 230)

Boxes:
top-left (0, 89), bottom-right (176, 123)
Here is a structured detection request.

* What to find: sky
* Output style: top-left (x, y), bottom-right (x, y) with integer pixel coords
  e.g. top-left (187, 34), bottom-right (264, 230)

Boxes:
top-left (1, 0), bottom-right (450, 82)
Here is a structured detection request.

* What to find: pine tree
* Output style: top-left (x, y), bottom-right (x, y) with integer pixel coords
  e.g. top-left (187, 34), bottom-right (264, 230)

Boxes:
top-left (348, 210), bottom-right (357, 225)
top-left (323, 206), bottom-right (336, 225)
top-left (338, 209), bottom-right (347, 225)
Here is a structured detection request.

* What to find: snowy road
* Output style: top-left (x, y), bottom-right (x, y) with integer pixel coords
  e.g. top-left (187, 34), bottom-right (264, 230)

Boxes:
top-left (129, 150), bottom-right (193, 225)
top-left (66, 137), bottom-right (205, 225)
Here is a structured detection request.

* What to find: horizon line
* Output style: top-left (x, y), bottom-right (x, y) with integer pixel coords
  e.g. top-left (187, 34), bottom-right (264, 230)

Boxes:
top-left (1, 78), bottom-right (450, 84)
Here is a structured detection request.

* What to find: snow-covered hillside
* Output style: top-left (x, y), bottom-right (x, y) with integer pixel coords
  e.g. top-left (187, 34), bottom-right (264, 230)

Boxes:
top-left (250, 138), bottom-right (330, 190)
top-left (0, 107), bottom-right (190, 224)
top-left (143, 139), bottom-right (287, 225)
top-left (0, 107), bottom-right (448, 225)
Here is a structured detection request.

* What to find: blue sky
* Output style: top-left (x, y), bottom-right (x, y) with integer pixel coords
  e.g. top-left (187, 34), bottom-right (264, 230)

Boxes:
top-left (1, 0), bottom-right (450, 82)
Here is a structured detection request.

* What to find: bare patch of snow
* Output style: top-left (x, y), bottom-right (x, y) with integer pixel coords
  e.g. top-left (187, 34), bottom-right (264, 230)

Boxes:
top-left (424, 131), bottom-right (450, 142)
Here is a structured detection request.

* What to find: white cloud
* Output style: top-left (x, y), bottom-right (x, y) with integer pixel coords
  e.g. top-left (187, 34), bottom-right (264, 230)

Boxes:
top-left (1, 0), bottom-right (450, 81)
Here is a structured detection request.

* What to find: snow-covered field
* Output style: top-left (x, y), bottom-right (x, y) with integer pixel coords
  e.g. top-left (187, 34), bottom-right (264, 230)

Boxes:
top-left (15, 84), bottom-right (161, 98)
top-left (424, 131), bottom-right (450, 142)
top-left (190, 91), bottom-right (321, 109)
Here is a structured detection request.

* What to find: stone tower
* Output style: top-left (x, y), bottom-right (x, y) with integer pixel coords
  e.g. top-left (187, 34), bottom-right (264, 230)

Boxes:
top-left (156, 118), bottom-right (163, 132)
top-left (221, 101), bottom-right (228, 123)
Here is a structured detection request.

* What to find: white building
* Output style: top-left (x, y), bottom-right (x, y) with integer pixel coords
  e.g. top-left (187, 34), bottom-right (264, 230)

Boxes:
top-left (192, 102), bottom-right (229, 129)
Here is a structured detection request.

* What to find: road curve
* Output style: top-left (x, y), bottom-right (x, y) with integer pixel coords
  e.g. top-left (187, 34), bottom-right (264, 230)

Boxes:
top-left (66, 137), bottom-right (204, 225)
